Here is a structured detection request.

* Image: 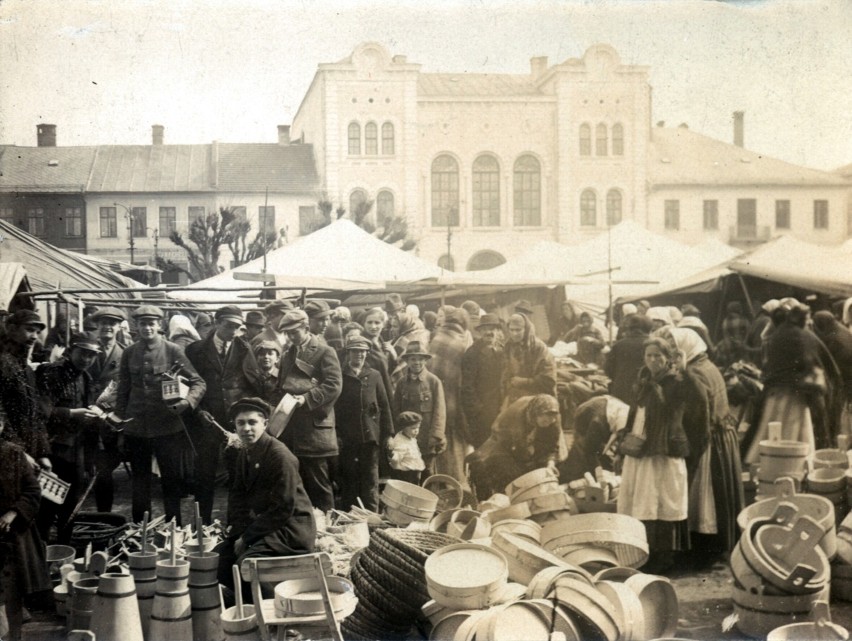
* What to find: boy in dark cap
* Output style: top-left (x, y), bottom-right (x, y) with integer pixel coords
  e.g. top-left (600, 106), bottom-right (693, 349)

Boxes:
top-left (216, 397), bottom-right (316, 599)
top-left (185, 305), bottom-right (257, 523)
top-left (243, 311), bottom-right (265, 342)
top-left (115, 305), bottom-right (206, 524)
top-left (0, 310), bottom-right (52, 468)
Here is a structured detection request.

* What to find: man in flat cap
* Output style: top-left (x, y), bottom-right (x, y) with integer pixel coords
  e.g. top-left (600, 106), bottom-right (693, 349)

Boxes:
top-left (334, 335), bottom-right (392, 511)
top-left (36, 333), bottom-right (103, 541)
top-left (461, 313), bottom-right (505, 448)
top-left (304, 300), bottom-right (333, 344)
top-left (216, 397), bottom-right (315, 600)
top-left (115, 305), bottom-right (206, 524)
top-left (0, 310), bottom-right (52, 469)
top-left (275, 309), bottom-right (342, 511)
top-left (86, 306), bottom-right (128, 512)
top-left (250, 299), bottom-right (295, 353)
top-left (185, 305), bottom-right (257, 523)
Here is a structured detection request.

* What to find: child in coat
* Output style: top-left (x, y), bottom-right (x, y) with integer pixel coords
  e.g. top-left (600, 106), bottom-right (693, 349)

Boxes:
top-left (388, 411), bottom-right (426, 485)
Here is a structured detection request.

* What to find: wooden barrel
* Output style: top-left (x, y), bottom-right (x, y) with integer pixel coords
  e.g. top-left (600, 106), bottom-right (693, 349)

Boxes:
top-left (220, 605), bottom-right (258, 641)
top-left (129, 550), bottom-right (158, 640)
top-left (541, 512), bottom-right (649, 569)
top-left (489, 518), bottom-right (541, 545)
top-left (91, 572), bottom-right (144, 641)
top-left (732, 583), bottom-right (830, 638)
top-left (808, 467), bottom-right (847, 524)
top-left (624, 574), bottom-right (678, 640)
top-left (149, 559), bottom-right (193, 641)
top-left (596, 579), bottom-right (647, 641)
top-left (46, 544), bottom-right (76, 584)
top-left (68, 577), bottom-right (99, 633)
top-left (759, 440), bottom-right (809, 482)
top-left (832, 562), bottom-right (852, 601)
top-left (492, 531), bottom-right (568, 586)
top-left (188, 552), bottom-right (224, 641)
top-left (53, 583), bottom-right (68, 618)
top-left (767, 621), bottom-right (849, 641)
top-left (424, 543), bottom-right (508, 609)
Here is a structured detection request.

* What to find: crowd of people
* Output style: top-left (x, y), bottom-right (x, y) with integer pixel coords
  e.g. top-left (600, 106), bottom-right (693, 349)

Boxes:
top-left (1, 290), bottom-right (852, 637)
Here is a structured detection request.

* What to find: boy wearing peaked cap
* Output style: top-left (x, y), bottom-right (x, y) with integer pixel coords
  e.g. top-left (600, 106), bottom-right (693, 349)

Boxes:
top-left (387, 411), bottom-right (426, 485)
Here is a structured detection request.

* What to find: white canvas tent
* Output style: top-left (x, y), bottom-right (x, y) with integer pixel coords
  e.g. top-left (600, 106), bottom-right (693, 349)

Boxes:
top-left (174, 220), bottom-right (445, 303)
top-left (443, 221), bottom-right (741, 310)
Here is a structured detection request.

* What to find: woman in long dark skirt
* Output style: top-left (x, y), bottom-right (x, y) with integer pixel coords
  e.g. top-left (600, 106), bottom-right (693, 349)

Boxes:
top-left (662, 327), bottom-right (744, 559)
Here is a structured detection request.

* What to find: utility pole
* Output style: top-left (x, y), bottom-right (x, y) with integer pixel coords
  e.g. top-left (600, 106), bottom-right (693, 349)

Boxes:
top-left (114, 202), bottom-right (135, 264)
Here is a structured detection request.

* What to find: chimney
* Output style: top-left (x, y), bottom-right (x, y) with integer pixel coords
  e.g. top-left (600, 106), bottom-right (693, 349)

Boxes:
top-left (37, 123), bottom-right (57, 147)
top-left (277, 125), bottom-right (291, 145)
top-left (152, 124), bottom-right (164, 145)
top-left (530, 56), bottom-right (548, 78)
top-left (733, 111), bottom-right (744, 148)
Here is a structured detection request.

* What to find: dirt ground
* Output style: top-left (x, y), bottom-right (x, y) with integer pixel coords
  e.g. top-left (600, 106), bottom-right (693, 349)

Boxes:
top-left (21, 466), bottom-right (852, 641)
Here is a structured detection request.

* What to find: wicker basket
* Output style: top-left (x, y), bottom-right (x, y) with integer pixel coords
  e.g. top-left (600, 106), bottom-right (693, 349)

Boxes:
top-left (69, 512), bottom-right (128, 553)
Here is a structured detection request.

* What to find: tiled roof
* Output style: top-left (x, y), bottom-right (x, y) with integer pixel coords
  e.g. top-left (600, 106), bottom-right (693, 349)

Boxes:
top-left (87, 144), bottom-right (213, 192)
top-left (418, 73), bottom-right (541, 97)
top-left (0, 145), bottom-right (97, 192)
top-left (214, 143), bottom-right (318, 192)
top-left (648, 127), bottom-right (847, 187)
top-left (835, 162), bottom-right (852, 178)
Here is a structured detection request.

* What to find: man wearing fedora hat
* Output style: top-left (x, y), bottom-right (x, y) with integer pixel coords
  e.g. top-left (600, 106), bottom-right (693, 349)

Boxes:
top-left (391, 341), bottom-right (446, 476)
top-left (185, 305), bottom-right (258, 523)
top-left (334, 335), bottom-right (392, 511)
top-left (275, 309), bottom-right (342, 511)
top-left (35, 333), bottom-right (104, 541)
top-left (461, 313), bottom-right (505, 448)
top-left (115, 305), bottom-right (206, 524)
top-left (0, 310), bottom-right (52, 469)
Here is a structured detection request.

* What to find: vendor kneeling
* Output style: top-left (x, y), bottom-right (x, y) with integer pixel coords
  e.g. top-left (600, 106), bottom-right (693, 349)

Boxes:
top-left (216, 397), bottom-right (316, 596)
top-left (467, 394), bottom-right (567, 500)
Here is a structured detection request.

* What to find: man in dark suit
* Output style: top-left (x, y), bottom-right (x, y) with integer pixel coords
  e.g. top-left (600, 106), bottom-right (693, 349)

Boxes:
top-left (88, 306), bottom-right (127, 512)
top-left (185, 305), bottom-right (257, 523)
top-left (216, 397), bottom-right (316, 597)
top-left (276, 309), bottom-right (342, 512)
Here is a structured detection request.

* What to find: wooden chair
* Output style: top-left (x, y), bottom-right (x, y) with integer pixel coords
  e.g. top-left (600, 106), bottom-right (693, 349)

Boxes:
top-left (240, 553), bottom-right (344, 641)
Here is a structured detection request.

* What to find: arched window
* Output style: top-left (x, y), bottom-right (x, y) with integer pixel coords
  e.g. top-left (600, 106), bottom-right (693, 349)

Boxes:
top-left (349, 189), bottom-right (367, 219)
top-left (472, 154), bottom-right (500, 227)
top-left (580, 189), bottom-right (597, 227)
top-left (364, 122), bottom-right (378, 155)
top-left (513, 155), bottom-right (541, 226)
top-left (347, 122), bottom-right (361, 155)
top-left (612, 123), bottom-right (624, 156)
top-left (377, 190), bottom-right (395, 222)
top-left (579, 124), bottom-right (591, 156)
top-left (596, 123), bottom-right (607, 156)
top-left (606, 189), bottom-right (623, 226)
top-left (467, 250), bottom-right (507, 271)
top-left (382, 122), bottom-right (395, 155)
top-left (431, 155), bottom-right (459, 227)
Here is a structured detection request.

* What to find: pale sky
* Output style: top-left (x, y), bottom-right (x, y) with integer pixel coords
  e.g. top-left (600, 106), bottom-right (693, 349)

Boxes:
top-left (1, 0), bottom-right (850, 171)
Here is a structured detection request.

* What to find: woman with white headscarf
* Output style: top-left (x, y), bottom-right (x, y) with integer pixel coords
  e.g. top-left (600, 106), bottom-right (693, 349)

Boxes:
top-left (660, 326), bottom-right (744, 558)
top-left (168, 314), bottom-right (201, 349)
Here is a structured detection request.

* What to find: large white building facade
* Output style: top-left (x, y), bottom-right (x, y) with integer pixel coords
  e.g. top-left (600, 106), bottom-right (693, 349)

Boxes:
top-left (291, 42), bottom-right (849, 269)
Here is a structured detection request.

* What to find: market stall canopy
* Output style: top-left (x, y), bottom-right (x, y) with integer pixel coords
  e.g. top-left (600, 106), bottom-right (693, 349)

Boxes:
top-left (0, 262), bottom-right (31, 311)
top-left (175, 220), bottom-right (446, 302)
top-left (729, 235), bottom-right (852, 298)
top-left (0, 219), bottom-right (146, 300)
top-left (442, 221), bottom-right (740, 308)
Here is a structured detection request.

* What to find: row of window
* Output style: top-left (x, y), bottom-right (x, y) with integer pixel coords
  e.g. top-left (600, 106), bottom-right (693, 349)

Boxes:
top-left (430, 154), bottom-right (543, 227)
top-left (348, 121), bottom-right (395, 156)
top-left (579, 189), bottom-right (623, 227)
top-left (662, 198), bottom-right (830, 232)
top-left (0, 206), bottom-right (83, 239)
top-left (579, 123), bottom-right (624, 157)
top-left (97, 205), bottom-right (280, 239)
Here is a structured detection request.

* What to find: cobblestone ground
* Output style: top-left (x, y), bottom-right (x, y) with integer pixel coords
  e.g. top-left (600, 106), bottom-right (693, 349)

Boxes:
top-left (21, 466), bottom-right (852, 640)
